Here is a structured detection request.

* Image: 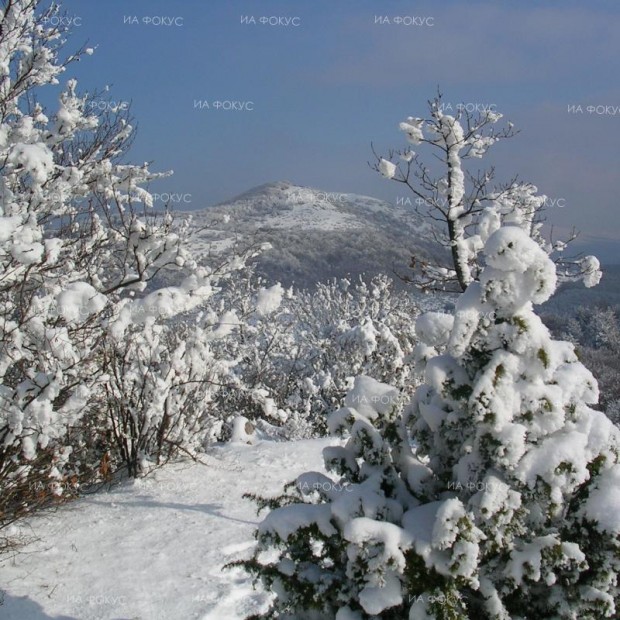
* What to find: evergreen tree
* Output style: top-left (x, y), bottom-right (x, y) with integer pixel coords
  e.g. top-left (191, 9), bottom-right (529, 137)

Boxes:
top-left (237, 227), bottom-right (620, 619)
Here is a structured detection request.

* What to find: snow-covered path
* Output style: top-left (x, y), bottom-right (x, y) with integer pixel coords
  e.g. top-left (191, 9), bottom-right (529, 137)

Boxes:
top-left (1, 438), bottom-right (334, 620)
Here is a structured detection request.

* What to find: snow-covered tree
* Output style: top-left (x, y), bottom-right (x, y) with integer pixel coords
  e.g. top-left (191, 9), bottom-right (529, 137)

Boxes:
top-left (0, 0), bottom-right (128, 524)
top-left (281, 275), bottom-right (420, 438)
top-left (237, 227), bottom-right (620, 619)
top-left (0, 0), bottom-right (243, 526)
top-left (372, 93), bottom-right (601, 293)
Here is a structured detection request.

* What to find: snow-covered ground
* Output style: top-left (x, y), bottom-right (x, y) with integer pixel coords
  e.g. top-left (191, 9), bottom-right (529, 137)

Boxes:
top-left (1, 438), bottom-right (335, 620)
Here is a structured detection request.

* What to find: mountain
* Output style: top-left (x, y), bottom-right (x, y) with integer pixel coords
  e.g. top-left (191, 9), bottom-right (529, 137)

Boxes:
top-left (181, 181), bottom-right (443, 289)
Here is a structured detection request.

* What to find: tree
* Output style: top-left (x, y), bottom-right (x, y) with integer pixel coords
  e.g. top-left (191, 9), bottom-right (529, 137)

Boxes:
top-left (0, 0), bottom-right (236, 530)
top-left (372, 93), bottom-right (601, 293)
top-left (236, 99), bottom-right (619, 618)
top-left (237, 228), bottom-right (620, 619)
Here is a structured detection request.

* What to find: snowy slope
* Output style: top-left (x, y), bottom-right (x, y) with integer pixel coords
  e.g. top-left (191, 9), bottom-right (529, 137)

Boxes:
top-left (0, 438), bottom-right (336, 620)
top-left (180, 181), bottom-right (442, 288)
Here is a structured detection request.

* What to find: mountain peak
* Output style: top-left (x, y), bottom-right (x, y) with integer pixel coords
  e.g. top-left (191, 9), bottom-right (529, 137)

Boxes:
top-left (185, 181), bottom-right (441, 288)
top-left (217, 181), bottom-right (347, 208)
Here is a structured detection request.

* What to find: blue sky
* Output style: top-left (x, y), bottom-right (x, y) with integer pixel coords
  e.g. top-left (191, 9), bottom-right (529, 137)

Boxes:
top-left (57, 0), bottom-right (620, 261)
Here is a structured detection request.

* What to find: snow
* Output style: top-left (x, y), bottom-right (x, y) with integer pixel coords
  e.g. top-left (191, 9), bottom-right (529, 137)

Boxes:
top-left (481, 226), bottom-right (557, 313)
top-left (259, 502), bottom-right (337, 540)
top-left (399, 117), bottom-right (424, 144)
top-left (581, 255), bottom-right (602, 288)
top-left (473, 474), bottom-right (521, 518)
top-left (515, 408), bottom-right (620, 494)
top-left (439, 115), bottom-right (465, 212)
top-left (357, 573), bottom-right (404, 615)
top-left (230, 415), bottom-right (257, 444)
top-left (415, 312), bottom-right (453, 347)
top-left (342, 375), bottom-right (400, 421)
top-left (581, 464), bottom-right (620, 534)
top-left (408, 598), bottom-right (434, 619)
top-left (447, 281), bottom-right (485, 357)
top-left (515, 428), bottom-right (588, 489)
top-left (485, 226), bottom-right (548, 274)
top-left (209, 309), bottom-right (240, 339)
top-left (109, 273), bottom-right (216, 339)
top-left (0, 438), bottom-right (336, 620)
top-left (10, 235), bottom-right (44, 265)
top-left (344, 517), bottom-right (412, 567)
top-left (255, 283), bottom-right (284, 316)
top-left (431, 498), bottom-right (467, 550)
top-left (8, 142), bottom-right (55, 185)
top-left (56, 282), bottom-right (107, 325)
top-left (343, 518), bottom-right (413, 614)
top-left (0, 215), bottom-right (21, 242)
top-left (379, 158), bottom-right (397, 179)
top-left (505, 536), bottom-right (585, 586)
top-left (402, 501), bottom-right (443, 560)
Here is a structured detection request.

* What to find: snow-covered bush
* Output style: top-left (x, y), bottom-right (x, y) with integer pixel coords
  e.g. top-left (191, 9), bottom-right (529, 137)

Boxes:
top-left (213, 273), bottom-right (421, 439)
top-left (237, 227), bottom-right (620, 619)
top-left (93, 320), bottom-right (227, 477)
top-left (293, 276), bottom-right (418, 392)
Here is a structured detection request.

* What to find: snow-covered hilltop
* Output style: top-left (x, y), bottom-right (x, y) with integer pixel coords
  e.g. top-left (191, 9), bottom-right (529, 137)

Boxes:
top-left (182, 181), bottom-right (441, 288)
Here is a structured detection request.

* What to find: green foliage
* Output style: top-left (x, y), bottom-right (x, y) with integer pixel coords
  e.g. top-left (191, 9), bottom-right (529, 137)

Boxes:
top-left (537, 348), bottom-right (550, 368)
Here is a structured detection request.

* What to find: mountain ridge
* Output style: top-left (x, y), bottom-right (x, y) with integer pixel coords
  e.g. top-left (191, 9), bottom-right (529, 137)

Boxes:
top-left (181, 181), bottom-right (444, 289)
